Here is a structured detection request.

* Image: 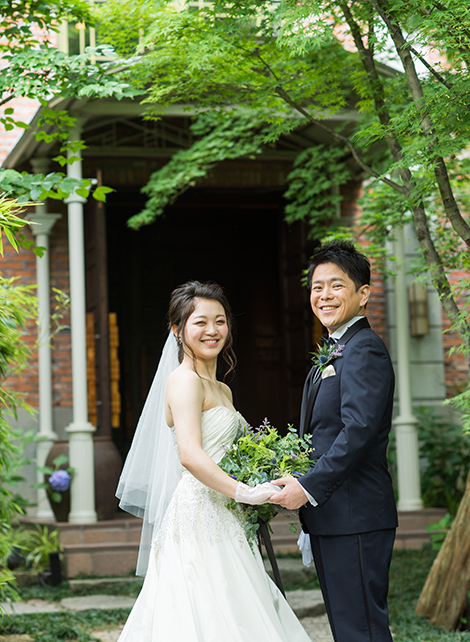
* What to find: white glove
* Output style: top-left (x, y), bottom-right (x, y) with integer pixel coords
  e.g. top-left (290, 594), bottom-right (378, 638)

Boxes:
top-left (235, 481), bottom-right (282, 505)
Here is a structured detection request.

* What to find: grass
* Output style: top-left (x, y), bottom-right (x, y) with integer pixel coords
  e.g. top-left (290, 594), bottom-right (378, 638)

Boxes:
top-left (0, 610), bottom-right (129, 642)
top-left (16, 579), bottom-right (143, 602)
top-left (0, 547), bottom-right (469, 640)
top-left (277, 546), bottom-right (470, 640)
top-left (388, 547), bottom-right (469, 642)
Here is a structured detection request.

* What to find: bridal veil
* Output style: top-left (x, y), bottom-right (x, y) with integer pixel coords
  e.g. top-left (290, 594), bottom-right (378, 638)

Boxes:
top-left (116, 332), bottom-right (181, 576)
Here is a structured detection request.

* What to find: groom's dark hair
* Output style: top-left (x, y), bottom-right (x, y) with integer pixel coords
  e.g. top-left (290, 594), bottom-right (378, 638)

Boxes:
top-left (307, 241), bottom-right (371, 291)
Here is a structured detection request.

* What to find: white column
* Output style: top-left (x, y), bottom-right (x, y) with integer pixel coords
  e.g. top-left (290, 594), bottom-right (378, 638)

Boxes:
top-left (394, 228), bottom-right (423, 511)
top-left (65, 124), bottom-right (97, 524)
top-left (27, 158), bottom-right (61, 518)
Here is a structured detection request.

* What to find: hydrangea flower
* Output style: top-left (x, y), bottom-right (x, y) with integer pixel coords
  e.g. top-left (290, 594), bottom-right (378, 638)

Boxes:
top-left (49, 469), bottom-right (71, 492)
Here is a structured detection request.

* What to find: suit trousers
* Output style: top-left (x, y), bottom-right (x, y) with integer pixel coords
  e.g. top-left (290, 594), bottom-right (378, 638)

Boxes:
top-left (310, 529), bottom-right (395, 642)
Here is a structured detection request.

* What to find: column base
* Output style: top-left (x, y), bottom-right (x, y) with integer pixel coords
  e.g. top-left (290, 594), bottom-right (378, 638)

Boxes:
top-left (65, 420), bottom-right (96, 434)
top-left (35, 436), bottom-right (58, 520)
top-left (398, 498), bottom-right (424, 511)
top-left (394, 414), bottom-right (419, 431)
top-left (68, 509), bottom-right (98, 524)
top-left (65, 421), bottom-right (97, 524)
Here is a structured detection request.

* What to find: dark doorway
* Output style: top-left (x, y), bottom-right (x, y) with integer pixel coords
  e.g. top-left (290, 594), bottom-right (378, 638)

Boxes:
top-left (105, 187), bottom-right (316, 455)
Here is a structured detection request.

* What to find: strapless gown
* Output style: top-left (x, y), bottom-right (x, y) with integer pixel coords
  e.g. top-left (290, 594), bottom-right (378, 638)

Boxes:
top-left (118, 406), bottom-right (311, 642)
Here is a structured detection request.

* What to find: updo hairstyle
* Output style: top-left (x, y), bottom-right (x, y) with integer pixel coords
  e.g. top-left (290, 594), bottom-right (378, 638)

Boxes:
top-left (168, 280), bottom-right (236, 378)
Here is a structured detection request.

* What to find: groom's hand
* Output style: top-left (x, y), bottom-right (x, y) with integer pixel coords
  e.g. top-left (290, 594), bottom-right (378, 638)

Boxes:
top-left (268, 477), bottom-right (308, 510)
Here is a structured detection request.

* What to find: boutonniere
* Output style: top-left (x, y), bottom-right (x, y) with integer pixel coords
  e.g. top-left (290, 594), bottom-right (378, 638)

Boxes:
top-left (312, 342), bottom-right (345, 372)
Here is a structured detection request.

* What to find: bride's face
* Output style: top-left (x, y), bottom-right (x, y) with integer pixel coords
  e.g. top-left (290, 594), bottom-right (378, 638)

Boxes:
top-left (182, 298), bottom-right (228, 361)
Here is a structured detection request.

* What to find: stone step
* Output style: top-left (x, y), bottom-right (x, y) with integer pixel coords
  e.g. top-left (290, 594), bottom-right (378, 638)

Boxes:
top-left (396, 508), bottom-right (447, 531)
top-left (64, 542), bottom-right (140, 578)
top-left (22, 507), bottom-right (448, 578)
top-left (270, 508), bottom-right (448, 552)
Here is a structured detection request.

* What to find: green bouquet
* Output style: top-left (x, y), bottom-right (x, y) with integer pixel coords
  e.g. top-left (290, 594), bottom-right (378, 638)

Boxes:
top-left (219, 419), bottom-right (313, 543)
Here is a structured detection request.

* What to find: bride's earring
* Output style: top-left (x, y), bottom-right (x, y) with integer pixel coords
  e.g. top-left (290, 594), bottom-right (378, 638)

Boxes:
top-left (177, 336), bottom-right (182, 346)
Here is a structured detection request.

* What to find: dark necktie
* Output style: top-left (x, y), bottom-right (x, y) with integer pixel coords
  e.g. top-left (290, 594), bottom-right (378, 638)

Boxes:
top-left (320, 335), bottom-right (337, 349)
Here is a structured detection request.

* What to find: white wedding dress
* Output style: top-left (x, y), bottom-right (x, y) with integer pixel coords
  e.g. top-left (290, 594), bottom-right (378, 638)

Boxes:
top-left (118, 405), bottom-right (311, 642)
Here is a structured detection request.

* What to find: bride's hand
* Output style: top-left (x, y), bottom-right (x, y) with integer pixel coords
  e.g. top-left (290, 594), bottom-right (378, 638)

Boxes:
top-left (235, 481), bottom-right (282, 505)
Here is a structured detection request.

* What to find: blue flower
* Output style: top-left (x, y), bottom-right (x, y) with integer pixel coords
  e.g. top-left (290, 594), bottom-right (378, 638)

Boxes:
top-left (49, 470), bottom-right (71, 492)
top-left (312, 343), bottom-right (345, 371)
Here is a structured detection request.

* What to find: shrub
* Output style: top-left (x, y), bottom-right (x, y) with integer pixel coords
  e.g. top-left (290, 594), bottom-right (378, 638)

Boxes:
top-left (387, 407), bottom-right (470, 515)
top-left (0, 198), bottom-right (38, 601)
top-left (416, 407), bottom-right (470, 515)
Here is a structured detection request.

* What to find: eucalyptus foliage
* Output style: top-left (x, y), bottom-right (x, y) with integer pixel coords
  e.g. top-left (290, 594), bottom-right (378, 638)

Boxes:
top-left (0, 0), bottom-right (136, 202)
top-left (220, 419), bottom-right (312, 543)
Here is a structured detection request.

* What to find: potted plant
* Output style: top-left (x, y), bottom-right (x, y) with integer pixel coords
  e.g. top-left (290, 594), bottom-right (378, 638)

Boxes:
top-left (35, 455), bottom-right (74, 522)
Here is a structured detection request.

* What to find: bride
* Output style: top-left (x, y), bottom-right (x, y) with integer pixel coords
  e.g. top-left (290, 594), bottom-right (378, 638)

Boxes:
top-left (116, 281), bottom-right (311, 642)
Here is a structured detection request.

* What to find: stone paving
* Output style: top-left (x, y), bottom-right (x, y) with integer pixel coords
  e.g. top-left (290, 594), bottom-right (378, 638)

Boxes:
top-left (88, 618), bottom-right (334, 642)
top-left (1, 592), bottom-right (333, 642)
top-left (1, 558), bottom-right (334, 642)
top-left (300, 615), bottom-right (334, 642)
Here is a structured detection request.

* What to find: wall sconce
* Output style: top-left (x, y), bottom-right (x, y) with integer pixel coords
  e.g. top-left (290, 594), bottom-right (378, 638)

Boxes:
top-left (409, 282), bottom-right (429, 336)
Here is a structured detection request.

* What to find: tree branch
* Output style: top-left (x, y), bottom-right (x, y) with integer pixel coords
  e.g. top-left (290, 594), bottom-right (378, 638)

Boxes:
top-left (338, 0), bottom-right (469, 347)
top-left (188, 20), bottom-right (406, 194)
top-left (411, 200), bottom-right (469, 350)
top-left (367, 0), bottom-right (460, 95)
top-left (273, 84), bottom-right (406, 194)
top-left (431, 1), bottom-right (470, 66)
top-left (339, 2), bottom-right (406, 164)
top-left (373, 0), bottom-right (470, 249)
top-left (0, 95), bottom-right (14, 108)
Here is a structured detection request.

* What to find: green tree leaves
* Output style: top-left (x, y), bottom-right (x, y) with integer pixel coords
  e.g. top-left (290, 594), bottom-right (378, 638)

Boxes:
top-left (0, 1), bottom-right (137, 203)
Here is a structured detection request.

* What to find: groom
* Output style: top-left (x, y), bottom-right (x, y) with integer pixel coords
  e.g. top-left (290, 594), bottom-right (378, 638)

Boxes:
top-left (271, 240), bottom-right (398, 642)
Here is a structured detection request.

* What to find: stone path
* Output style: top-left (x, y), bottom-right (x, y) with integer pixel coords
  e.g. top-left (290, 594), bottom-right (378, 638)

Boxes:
top-left (1, 591), bottom-right (333, 642)
top-left (89, 617), bottom-right (334, 642)
top-left (300, 615), bottom-right (334, 642)
top-left (2, 559), bottom-right (334, 641)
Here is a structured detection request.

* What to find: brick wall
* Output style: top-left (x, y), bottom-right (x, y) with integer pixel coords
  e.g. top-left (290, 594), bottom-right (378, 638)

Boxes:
top-left (0, 224), bottom-right (39, 405)
top-left (347, 183), bottom-right (469, 399)
top-left (441, 268), bottom-right (469, 399)
top-left (341, 181), bottom-right (388, 345)
top-left (0, 97), bottom-right (39, 165)
top-left (0, 206), bottom-right (72, 409)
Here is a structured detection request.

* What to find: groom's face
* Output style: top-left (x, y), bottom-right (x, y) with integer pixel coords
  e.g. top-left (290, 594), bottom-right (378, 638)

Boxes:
top-left (310, 262), bottom-right (370, 332)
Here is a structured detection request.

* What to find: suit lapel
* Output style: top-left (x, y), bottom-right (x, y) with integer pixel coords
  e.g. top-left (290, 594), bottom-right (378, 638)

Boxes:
top-left (299, 317), bottom-right (371, 437)
top-left (300, 367), bottom-right (322, 438)
top-left (337, 316), bottom-right (370, 344)
top-left (299, 366), bottom-right (316, 438)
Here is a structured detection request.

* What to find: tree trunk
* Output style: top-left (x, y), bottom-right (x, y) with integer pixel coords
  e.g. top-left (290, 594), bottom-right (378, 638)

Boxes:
top-left (416, 470), bottom-right (470, 629)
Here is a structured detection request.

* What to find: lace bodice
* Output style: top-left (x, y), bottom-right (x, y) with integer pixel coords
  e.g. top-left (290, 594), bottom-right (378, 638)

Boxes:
top-left (156, 406), bottom-right (246, 550)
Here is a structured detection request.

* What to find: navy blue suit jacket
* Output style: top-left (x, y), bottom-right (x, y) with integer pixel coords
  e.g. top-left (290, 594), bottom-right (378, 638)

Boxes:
top-left (299, 319), bottom-right (398, 536)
